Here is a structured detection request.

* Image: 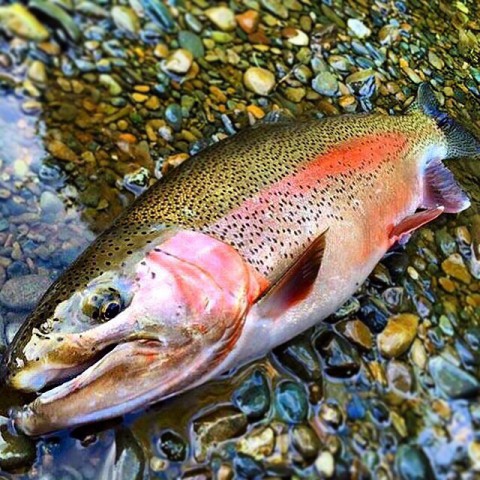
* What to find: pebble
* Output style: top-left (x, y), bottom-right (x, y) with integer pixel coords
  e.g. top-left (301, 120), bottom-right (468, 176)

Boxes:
top-left (377, 314), bottom-right (419, 358)
top-left (21, 100), bottom-right (42, 115)
top-left (312, 72), bottom-right (339, 97)
top-left (178, 30), bottom-right (204, 58)
top-left (347, 19), bottom-right (371, 38)
top-left (111, 6), bottom-right (140, 34)
top-left (232, 370), bottom-right (271, 419)
top-left (261, 0), bottom-right (288, 19)
top-left (164, 103), bottom-right (183, 131)
top-left (236, 10), bottom-right (259, 34)
top-left (387, 360), bottom-right (413, 395)
top-left (237, 426), bottom-right (275, 460)
top-left (193, 406), bottom-right (248, 462)
top-left (0, 274), bottom-right (51, 311)
top-left (468, 441), bottom-right (480, 471)
top-left (30, 0), bottom-right (80, 41)
top-left (441, 253), bottom-right (472, 284)
top-left (99, 74), bottom-right (123, 96)
top-left (157, 430), bottom-right (187, 462)
top-left (395, 445), bottom-right (434, 480)
top-left (283, 28), bottom-right (309, 46)
top-left (0, 4), bottom-right (49, 41)
top-left (291, 424), bottom-right (320, 461)
top-left (46, 140), bottom-right (79, 163)
top-left (274, 336), bottom-right (322, 381)
top-left (233, 453), bottom-right (264, 478)
top-left (428, 51), bottom-right (445, 69)
top-left (27, 60), bottom-right (47, 84)
top-left (244, 67), bottom-right (276, 96)
top-left (315, 451), bottom-right (335, 478)
top-left (328, 55), bottom-right (352, 72)
top-left (429, 356), bottom-right (480, 399)
top-left (337, 319), bottom-right (373, 350)
top-left (40, 191), bottom-right (64, 217)
top-left (318, 402), bottom-right (343, 430)
top-left (164, 49), bottom-right (193, 74)
top-left (205, 6), bottom-right (236, 32)
top-left (316, 331), bottom-right (360, 378)
top-left (275, 380), bottom-right (309, 424)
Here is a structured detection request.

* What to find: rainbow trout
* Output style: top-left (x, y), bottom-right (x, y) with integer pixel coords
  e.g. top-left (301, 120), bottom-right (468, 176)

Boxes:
top-left (4, 84), bottom-right (478, 435)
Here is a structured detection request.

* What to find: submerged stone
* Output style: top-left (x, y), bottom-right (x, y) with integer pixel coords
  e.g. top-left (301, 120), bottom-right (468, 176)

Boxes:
top-left (232, 370), bottom-right (271, 419)
top-left (273, 335), bottom-right (322, 381)
top-left (157, 430), bottom-right (187, 462)
top-left (429, 356), bottom-right (480, 399)
top-left (377, 314), bottom-right (419, 358)
top-left (395, 445), bottom-right (434, 480)
top-left (275, 380), bottom-right (309, 423)
top-left (291, 424), bottom-right (320, 461)
top-left (192, 406), bottom-right (248, 462)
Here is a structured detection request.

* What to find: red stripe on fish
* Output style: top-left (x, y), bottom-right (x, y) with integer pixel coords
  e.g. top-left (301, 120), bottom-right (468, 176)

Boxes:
top-left (272, 133), bottom-right (408, 196)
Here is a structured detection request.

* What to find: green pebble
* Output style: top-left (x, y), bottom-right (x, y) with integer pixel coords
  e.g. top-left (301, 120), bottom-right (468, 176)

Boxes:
top-left (179, 30), bottom-right (204, 58)
top-left (275, 380), bottom-right (309, 423)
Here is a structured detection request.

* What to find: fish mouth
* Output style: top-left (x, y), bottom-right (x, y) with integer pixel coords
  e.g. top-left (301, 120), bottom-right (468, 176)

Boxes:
top-left (10, 337), bottom-right (164, 436)
top-left (8, 329), bottom-right (214, 436)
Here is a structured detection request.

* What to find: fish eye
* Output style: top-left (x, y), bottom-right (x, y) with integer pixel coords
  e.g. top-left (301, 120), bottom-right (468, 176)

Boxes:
top-left (83, 288), bottom-right (123, 322)
top-left (101, 300), bottom-right (121, 321)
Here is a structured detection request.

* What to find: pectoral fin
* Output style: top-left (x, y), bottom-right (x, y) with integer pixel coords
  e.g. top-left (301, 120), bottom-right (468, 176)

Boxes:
top-left (258, 231), bottom-right (327, 318)
top-left (389, 207), bottom-right (444, 245)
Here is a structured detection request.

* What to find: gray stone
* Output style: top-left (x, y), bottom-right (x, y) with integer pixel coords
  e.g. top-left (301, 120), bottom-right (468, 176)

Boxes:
top-left (312, 72), bottom-right (339, 96)
top-left (395, 445), bottom-right (434, 480)
top-left (40, 191), bottom-right (65, 217)
top-left (429, 356), bottom-right (480, 399)
top-left (0, 274), bottom-right (51, 311)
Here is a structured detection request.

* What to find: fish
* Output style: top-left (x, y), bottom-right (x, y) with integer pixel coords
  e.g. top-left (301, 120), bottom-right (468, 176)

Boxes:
top-left (3, 83), bottom-right (478, 436)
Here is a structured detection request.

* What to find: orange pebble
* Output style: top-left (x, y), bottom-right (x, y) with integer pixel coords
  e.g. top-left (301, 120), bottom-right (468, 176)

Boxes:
top-left (236, 10), bottom-right (260, 34)
top-left (246, 104), bottom-right (265, 119)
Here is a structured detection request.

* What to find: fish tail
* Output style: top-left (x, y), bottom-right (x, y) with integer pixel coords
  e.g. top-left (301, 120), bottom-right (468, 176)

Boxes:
top-left (411, 83), bottom-right (480, 159)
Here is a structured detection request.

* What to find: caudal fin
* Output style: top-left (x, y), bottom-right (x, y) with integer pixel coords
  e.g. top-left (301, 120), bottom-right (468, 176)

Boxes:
top-left (414, 83), bottom-right (480, 159)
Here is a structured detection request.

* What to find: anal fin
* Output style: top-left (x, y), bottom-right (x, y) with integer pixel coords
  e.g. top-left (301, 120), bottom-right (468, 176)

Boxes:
top-left (257, 230), bottom-right (327, 319)
top-left (390, 207), bottom-right (444, 245)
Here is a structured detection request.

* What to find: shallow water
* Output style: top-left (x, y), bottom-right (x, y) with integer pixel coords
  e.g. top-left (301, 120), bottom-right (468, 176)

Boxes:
top-left (0, 0), bottom-right (480, 478)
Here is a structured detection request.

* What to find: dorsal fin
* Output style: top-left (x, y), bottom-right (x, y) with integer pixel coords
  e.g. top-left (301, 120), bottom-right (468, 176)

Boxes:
top-left (257, 230), bottom-right (327, 319)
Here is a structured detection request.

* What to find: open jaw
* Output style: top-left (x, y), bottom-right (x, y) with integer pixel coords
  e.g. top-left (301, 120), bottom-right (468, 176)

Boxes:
top-left (10, 335), bottom-right (212, 436)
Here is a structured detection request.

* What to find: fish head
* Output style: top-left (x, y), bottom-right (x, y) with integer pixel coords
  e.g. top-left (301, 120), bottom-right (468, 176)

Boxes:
top-left (5, 228), bottom-right (259, 435)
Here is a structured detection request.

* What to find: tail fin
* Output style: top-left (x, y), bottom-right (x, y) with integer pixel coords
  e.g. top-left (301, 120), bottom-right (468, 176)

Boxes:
top-left (413, 83), bottom-right (480, 159)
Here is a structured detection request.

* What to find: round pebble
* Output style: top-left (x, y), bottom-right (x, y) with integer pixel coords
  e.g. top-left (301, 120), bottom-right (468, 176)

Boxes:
top-left (244, 67), bottom-right (276, 96)
top-left (274, 380), bottom-right (309, 424)
top-left (377, 314), bottom-right (419, 358)
top-left (0, 274), bottom-right (51, 311)
top-left (312, 72), bottom-right (339, 97)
